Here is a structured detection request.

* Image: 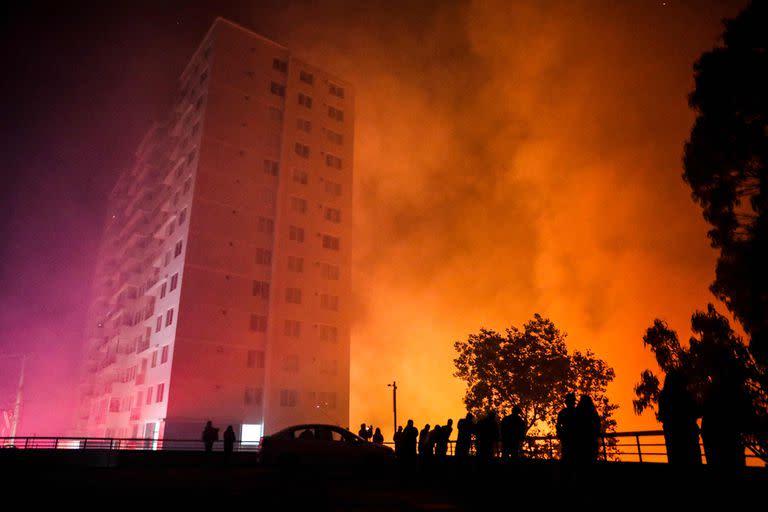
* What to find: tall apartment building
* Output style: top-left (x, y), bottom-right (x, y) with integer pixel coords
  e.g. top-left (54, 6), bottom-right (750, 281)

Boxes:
top-left (76, 18), bottom-right (353, 443)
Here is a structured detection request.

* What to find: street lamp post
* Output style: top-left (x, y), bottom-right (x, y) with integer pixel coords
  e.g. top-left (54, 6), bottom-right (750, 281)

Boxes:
top-left (387, 381), bottom-right (397, 436)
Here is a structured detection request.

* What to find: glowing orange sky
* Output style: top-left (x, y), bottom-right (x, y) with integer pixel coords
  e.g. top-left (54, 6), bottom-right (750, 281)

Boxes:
top-left (256, 0), bottom-right (748, 437)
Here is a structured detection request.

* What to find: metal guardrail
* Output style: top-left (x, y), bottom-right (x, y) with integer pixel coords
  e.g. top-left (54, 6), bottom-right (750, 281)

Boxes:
top-left (1, 431), bottom-right (763, 465)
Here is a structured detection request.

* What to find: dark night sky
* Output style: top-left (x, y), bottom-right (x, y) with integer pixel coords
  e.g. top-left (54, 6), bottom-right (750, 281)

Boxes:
top-left (0, 1), bottom-right (749, 435)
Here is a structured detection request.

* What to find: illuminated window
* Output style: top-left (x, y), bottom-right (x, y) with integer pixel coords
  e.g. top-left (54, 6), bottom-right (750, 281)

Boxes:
top-left (250, 314), bottom-right (267, 332)
top-left (270, 81), bottom-right (285, 97)
top-left (290, 196), bottom-right (307, 214)
top-left (247, 350), bottom-right (265, 369)
top-left (296, 118), bottom-right (311, 133)
top-left (299, 70), bottom-right (314, 85)
top-left (161, 345), bottom-right (169, 364)
top-left (289, 226), bottom-right (305, 243)
top-left (253, 280), bottom-right (270, 299)
top-left (322, 235), bottom-right (340, 251)
top-left (292, 169), bottom-right (308, 185)
top-left (170, 273), bottom-right (179, 291)
top-left (288, 256), bottom-right (303, 272)
top-left (155, 316), bottom-right (162, 333)
top-left (329, 83), bottom-right (345, 98)
top-left (328, 106), bottom-right (343, 121)
top-left (298, 93), bottom-right (313, 109)
top-left (325, 154), bottom-right (342, 169)
top-left (174, 240), bottom-right (183, 257)
top-left (280, 389), bottom-right (297, 407)
top-left (165, 308), bottom-right (174, 327)
top-left (272, 58), bottom-right (287, 73)
top-left (263, 159), bottom-right (279, 176)
top-left (156, 383), bottom-right (165, 403)
top-left (256, 248), bottom-right (272, 265)
top-left (284, 320), bottom-right (301, 337)
top-left (294, 143), bottom-right (310, 158)
top-left (286, 287), bottom-right (302, 304)
top-left (321, 263), bottom-right (340, 280)
top-left (324, 207), bottom-right (342, 223)
top-left (151, 351), bottom-right (158, 368)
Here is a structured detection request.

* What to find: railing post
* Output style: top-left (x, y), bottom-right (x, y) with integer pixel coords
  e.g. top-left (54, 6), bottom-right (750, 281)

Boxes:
top-left (635, 434), bottom-right (643, 463)
top-left (24, 437), bottom-right (29, 449)
top-left (82, 438), bottom-right (87, 449)
top-left (53, 437), bottom-right (59, 449)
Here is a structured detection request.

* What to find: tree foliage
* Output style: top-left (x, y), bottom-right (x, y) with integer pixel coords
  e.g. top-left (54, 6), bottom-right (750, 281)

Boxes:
top-left (633, 304), bottom-right (767, 462)
top-left (683, 1), bottom-right (768, 365)
top-left (454, 314), bottom-right (617, 440)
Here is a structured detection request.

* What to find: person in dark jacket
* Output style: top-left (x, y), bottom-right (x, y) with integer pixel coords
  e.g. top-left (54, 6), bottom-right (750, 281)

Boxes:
top-left (658, 369), bottom-right (701, 465)
top-left (574, 395), bottom-right (601, 464)
top-left (223, 425), bottom-right (236, 457)
top-left (501, 406), bottom-right (527, 459)
top-left (372, 427), bottom-right (384, 444)
top-left (455, 413), bottom-right (474, 457)
top-left (202, 420), bottom-right (219, 453)
top-left (556, 393), bottom-right (578, 463)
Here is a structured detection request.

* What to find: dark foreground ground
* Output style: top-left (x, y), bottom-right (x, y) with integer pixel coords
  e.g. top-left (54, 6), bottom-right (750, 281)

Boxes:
top-left (1, 450), bottom-right (765, 509)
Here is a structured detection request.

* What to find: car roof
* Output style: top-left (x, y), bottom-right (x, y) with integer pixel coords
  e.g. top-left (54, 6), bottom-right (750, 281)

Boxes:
top-left (272, 424), bottom-right (362, 438)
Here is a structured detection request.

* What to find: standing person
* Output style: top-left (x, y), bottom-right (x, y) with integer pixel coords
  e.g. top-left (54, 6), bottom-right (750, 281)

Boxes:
top-left (418, 424), bottom-right (431, 457)
top-left (428, 425), bottom-right (441, 458)
top-left (658, 369), bottom-right (702, 465)
top-left (359, 423), bottom-right (369, 441)
top-left (574, 395), bottom-right (601, 464)
top-left (402, 420), bottom-right (419, 463)
top-left (202, 420), bottom-right (219, 453)
top-left (455, 413), bottom-right (474, 457)
top-left (393, 426), bottom-right (404, 458)
top-left (223, 425), bottom-right (236, 458)
top-left (475, 412), bottom-right (499, 462)
top-left (501, 406), bottom-right (527, 459)
top-left (701, 366), bottom-right (750, 468)
top-left (372, 427), bottom-right (384, 444)
top-left (556, 393), bottom-right (578, 463)
top-left (436, 419), bottom-right (453, 457)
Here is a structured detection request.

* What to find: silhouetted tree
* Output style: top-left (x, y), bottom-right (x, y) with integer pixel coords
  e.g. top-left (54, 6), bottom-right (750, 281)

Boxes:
top-left (453, 314), bottom-right (618, 459)
top-left (633, 304), bottom-right (767, 463)
top-left (683, 1), bottom-right (768, 366)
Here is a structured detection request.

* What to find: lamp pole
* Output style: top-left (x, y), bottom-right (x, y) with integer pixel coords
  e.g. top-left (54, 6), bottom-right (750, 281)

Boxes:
top-left (387, 381), bottom-right (397, 436)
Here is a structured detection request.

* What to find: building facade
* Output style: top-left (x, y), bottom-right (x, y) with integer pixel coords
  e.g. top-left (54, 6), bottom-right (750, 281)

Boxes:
top-left (76, 18), bottom-right (353, 443)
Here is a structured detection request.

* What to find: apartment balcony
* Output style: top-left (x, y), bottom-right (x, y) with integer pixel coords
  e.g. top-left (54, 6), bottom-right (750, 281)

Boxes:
top-left (136, 337), bottom-right (151, 354)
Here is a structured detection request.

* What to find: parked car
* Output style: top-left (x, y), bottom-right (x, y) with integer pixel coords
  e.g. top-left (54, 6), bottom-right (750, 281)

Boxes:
top-left (259, 424), bottom-right (395, 466)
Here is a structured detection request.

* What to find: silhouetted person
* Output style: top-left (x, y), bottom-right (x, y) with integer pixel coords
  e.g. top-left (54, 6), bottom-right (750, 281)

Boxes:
top-left (359, 423), bottom-right (369, 441)
top-left (418, 424), bottom-right (431, 457)
top-left (455, 413), bottom-right (474, 457)
top-left (372, 427), bottom-right (384, 444)
top-left (556, 393), bottom-right (578, 463)
top-left (475, 412), bottom-right (499, 462)
top-left (658, 369), bottom-right (702, 465)
top-left (428, 425), bottom-right (441, 458)
top-left (701, 367), bottom-right (750, 468)
top-left (574, 395), bottom-right (601, 464)
top-left (393, 426), bottom-right (404, 457)
top-left (501, 406), bottom-right (527, 459)
top-left (223, 425), bottom-right (236, 458)
top-left (202, 420), bottom-right (219, 453)
top-left (436, 419), bottom-right (453, 457)
top-left (402, 420), bottom-right (419, 462)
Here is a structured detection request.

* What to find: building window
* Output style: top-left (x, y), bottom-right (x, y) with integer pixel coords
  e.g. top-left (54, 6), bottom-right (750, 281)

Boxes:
top-left (296, 118), bottom-right (311, 133)
top-left (270, 81), bottom-right (286, 97)
top-left (322, 235), bottom-right (340, 251)
top-left (273, 58), bottom-right (288, 73)
top-left (170, 273), bottom-right (179, 291)
top-left (321, 263), bottom-right (340, 280)
top-left (326, 129), bottom-right (343, 145)
top-left (250, 314), bottom-right (267, 332)
top-left (165, 309), bottom-right (174, 327)
top-left (299, 70), bottom-right (314, 85)
top-left (285, 287), bottom-right (302, 304)
top-left (280, 389), bottom-right (297, 407)
top-left (151, 350), bottom-right (158, 368)
top-left (244, 387), bottom-right (263, 406)
top-left (298, 93), bottom-right (313, 109)
top-left (247, 350), bottom-right (265, 369)
top-left (146, 387), bottom-right (153, 405)
top-left (255, 248), bottom-right (272, 265)
top-left (160, 283), bottom-right (167, 299)
top-left (253, 280), bottom-right (270, 299)
top-left (257, 217), bottom-right (274, 234)
top-left (183, 178), bottom-right (191, 195)
top-left (294, 143), bottom-right (310, 158)
top-left (167, 222), bottom-right (175, 236)
top-left (290, 196), bottom-right (307, 214)
top-left (329, 83), bottom-right (345, 98)
top-left (320, 294), bottom-right (339, 311)
top-left (284, 320), bottom-right (301, 337)
top-left (328, 106), bottom-right (344, 121)
top-left (288, 256), bottom-right (304, 273)
top-left (325, 154), bottom-right (342, 169)
top-left (289, 226), bottom-right (305, 243)
top-left (320, 325), bottom-right (338, 342)
top-left (320, 360), bottom-right (338, 375)
top-left (292, 169), bottom-right (308, 185)
top-left (156, 383), bottom-right (165, 403)
top-left (324, 180), bottom-right (342, 197)
top-left (324, 207), bottom-right (342, 223)
top-left (179, 208), bottom-right (187, 225)
top-left (268, 106), bottom-right (283, 122)
top-left (174, 240), bottom-right (183, 257)
top-left (263, 159), bottom-right (279, 176)
top-left (155, 316), bottom-right (162, 333)
top-left (282, 355), bottom-right (299, 372)
top-left (161, 345), bottom-right (169, 364)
